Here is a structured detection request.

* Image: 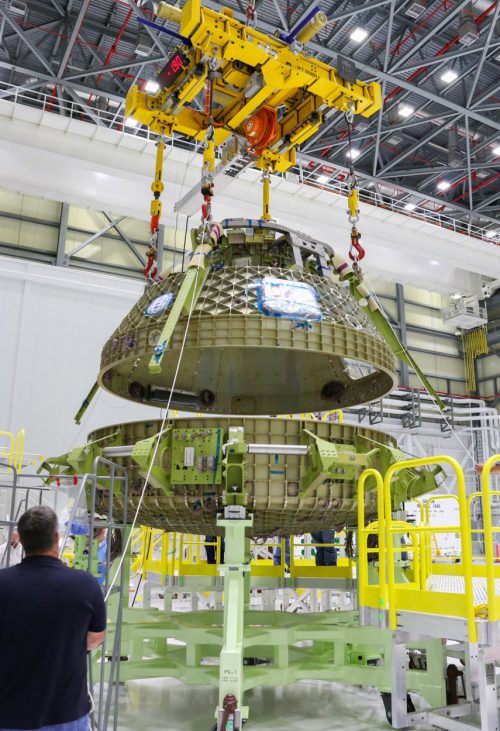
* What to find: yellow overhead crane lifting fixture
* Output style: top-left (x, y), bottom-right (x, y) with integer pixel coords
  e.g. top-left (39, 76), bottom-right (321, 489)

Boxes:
top-left (125, 0), bottom-right (382, 175)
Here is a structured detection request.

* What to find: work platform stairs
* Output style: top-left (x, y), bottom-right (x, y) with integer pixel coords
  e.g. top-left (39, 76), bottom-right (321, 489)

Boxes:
top-left (358, 454), bottom-right (500, 730)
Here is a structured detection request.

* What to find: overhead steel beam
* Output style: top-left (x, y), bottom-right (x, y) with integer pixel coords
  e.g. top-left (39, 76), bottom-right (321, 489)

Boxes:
top-left (329, 22), bottom-right (494, 160)
top-left (0, 8), bottom-right (55, 76)
top-left (392, 40), bottom-right (500, 75)
top-left (464, 115), bottom-right (474, 212)
top-left (65, 216), bottom-right (127, 261)
top-left (327, 0), bottom-right (394, 22)
top-left (305, 112), bottom-right (459, 155)
top-left (389, 0), bottom-right (471, 72)
top-left (202, 0), bottom-right (500, 132)
top-left (2, 18), bottom-right (63, 45)
top-left (298, 151), bottom-right (500, 226)
top-left (470, 81), bottom-right (500, 110)
top-left (64, 87), bottom-right (104, 126)
top-left (466, 2), bottom-right (500, 108)
top-left (57, 0), bottom-right (93, 81)
top-left (322, 0), bottom-right (392, 52)
top-left (0, 62), bottom-right (125, 104)
top-left (56, 203), bottom-right (69, 267)
top-left (47, 0), bottom-right (65, 15)
top-left (62, 55), bottom-right (164, 82)
top-left (476, 190), bottom-right (500, 212)
top-left (102, 212), bottom-right (146, 267)
top-left (373, 0), bottom-right (396, 176)
top-left (120, 0), bottom-right (172, 58)
top-left (379, 114), bottom-right (462, 174)
top-left (271, 0), bottom-right (289, 31)
top-left (383, 163), bottom-right (500, 178)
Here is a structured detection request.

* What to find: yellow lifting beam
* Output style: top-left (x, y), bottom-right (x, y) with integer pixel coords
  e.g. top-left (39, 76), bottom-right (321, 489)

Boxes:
top-left (125, 0), bottom-right (382, 174)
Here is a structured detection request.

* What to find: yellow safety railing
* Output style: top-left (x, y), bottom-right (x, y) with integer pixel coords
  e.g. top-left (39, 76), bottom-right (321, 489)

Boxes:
top-left (0, 429), bottom-right (25, 472)
top-left (423, 494), bottom-right (460, 581)
top-left (481, 455), bottom-right (500, 622)
top-left (131, 527), bottom-right (180, 579)
top-left (288, 535), bottom-right (354, 580)
top-left (358, 468), bottom-right (386, 614)
top-left (358, 457), bottom-right (479, 641)
top-left (385, 456), bottom-right (476, 641)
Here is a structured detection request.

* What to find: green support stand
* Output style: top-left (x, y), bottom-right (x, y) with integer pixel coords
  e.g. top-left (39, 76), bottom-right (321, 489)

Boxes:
top-left (216, 509), bottom-right (253, 729)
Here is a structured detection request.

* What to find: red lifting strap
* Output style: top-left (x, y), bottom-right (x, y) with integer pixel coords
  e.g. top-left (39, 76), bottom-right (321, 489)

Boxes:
top-left (150, 215), bottom-right (160, 234)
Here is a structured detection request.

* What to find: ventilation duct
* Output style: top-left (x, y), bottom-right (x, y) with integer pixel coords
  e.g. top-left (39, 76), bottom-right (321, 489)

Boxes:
top-left (135, 1), bottom-right (158, 56)
top-left (9, 0), bottom-right (27, 15)
top-left (459, 3), bottom-right (479, 46)
top-left (448, 125), bottom-right (461, 168)
top-left (406, 2), bottom-right (427, 19)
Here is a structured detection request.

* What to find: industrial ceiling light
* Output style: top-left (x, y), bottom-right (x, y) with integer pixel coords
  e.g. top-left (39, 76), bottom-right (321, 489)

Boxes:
top-left (437, 180), bottom-right (450, 191)
top-left (125, 117), bottom-right (139, 128)
top-left (316, 175), bottom-right (329, 184)
top-left (145, 80), bottom-right (160, 93)
top-left (404, 202), bottom-right (417, 211)
top-left (486, 230), bottom-right (499, 238)
top-left (441, 69), bottom-right (458, 84)
top-left (398, 104), bottom-right (414, 118)
top-left (493, 144), bottom-right (500, 156)
top-left (346, 149), bottom-right (361, 159)
top-left (350, 27), bottom-right (368, 43)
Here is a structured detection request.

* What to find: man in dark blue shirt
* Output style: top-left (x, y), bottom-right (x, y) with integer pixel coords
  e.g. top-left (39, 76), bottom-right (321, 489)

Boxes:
top-left (0, 506), bottom-right (106, 731)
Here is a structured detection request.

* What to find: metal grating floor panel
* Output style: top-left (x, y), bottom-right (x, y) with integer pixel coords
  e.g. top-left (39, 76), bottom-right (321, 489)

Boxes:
top-left (426, 574), bottom-right (500, 605)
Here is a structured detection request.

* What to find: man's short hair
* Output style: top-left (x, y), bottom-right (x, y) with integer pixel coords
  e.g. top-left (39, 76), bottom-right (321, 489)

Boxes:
top-left (17, 506), bottom-right (58, 555)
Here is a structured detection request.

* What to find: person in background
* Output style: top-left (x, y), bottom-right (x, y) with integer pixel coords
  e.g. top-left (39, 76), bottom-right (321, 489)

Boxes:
top-left (0, 506), bottom-right (106, 731)
top-left (273, 537), bottom-right (291, 570)
top-left (205, 536), bottom-right (225, 565)
top-left (95, 527), bottom-right (108, 586)
top-left (311, 529), bottom-right (337, 566)
top-left (476, 463), bottom-right (500, 474)
top-left (0, 529), bottom-right (22, 567)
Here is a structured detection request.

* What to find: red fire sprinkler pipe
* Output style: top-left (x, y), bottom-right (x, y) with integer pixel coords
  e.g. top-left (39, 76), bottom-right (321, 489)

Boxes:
top-left (385, 2), bottom-right (497, 104)
top-left (46, 1), bottom-right (92, 112)
top-left (86, 4), bottom-right (135, 106)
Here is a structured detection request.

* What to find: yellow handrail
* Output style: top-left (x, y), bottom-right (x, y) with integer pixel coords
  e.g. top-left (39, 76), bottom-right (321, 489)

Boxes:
top-left (384, 456), bottom-right (476, 641)
top-left (0, 429), bottom-right (25, 472)
top-left (358, 468), bottom-right (386, 615)
top-left (481, 455), bottom-right (500, 621)
top-left (424, 494), bottom-right (460, 580)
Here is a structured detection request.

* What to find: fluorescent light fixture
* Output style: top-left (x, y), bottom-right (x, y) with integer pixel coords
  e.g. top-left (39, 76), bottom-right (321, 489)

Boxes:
top-left (493, 145), bottom-right (500, 156)
top-left (317, 175), bottom-right (329, 184)
top-left (429, 259), bottom-right (440, 266)
top-left (346, 149), bottom-right (361, 159)
top-left (437, 180), bottom-right (450, 191)
top-left (145, 80), bottom-right (160, 93)
top-left (124, 117), bottom-right (139, 128)
top-left (399, 104), bottom-right (414, 118)
top-left (441, 69), bottom-right (458, 84)
top-left (350, 27), bottom-right (368, 43)
top-left (404, 202), bottom-right (417, 211)
top-left (486, 230), bottom-right (499, 238)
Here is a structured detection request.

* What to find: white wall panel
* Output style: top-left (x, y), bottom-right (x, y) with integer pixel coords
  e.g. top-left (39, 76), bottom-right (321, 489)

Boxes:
top-left (0, 257), bottom-right (159, 461)
top-left (0, 100), bottom-right (497, 295)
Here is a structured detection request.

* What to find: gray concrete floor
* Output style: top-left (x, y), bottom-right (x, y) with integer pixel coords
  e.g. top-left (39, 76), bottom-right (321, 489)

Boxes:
top-left (115, 678), bottom-right (396, 730)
